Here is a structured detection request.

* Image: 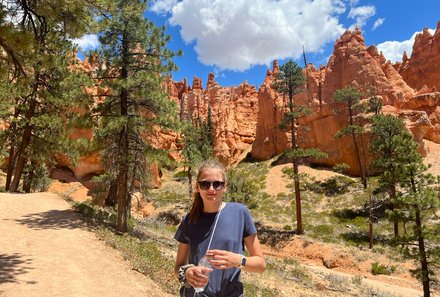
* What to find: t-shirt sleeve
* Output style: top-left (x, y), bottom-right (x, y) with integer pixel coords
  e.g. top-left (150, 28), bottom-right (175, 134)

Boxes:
top-left (174, 215), bottom-right (189, 244)
top-left (242, 205), bottom-right (257, 238)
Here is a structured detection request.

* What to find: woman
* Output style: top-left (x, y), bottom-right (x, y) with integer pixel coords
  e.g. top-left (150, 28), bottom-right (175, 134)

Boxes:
top-left (174, 160), bottom-right (265, 297)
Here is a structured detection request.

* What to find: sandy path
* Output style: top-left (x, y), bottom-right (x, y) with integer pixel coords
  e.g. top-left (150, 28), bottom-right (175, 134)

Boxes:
top-left (0, 192), bottom-right (174, 297)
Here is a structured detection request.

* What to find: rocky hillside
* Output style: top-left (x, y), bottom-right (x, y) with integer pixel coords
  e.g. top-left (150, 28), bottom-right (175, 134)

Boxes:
top-left (63, 21), bottom-right (440, 183)
top-left (165, 22), bottom-right (440, 176)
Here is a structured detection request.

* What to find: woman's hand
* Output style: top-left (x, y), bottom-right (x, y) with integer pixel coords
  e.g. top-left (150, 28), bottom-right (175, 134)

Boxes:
top-left (185, 265), bottom-right (212, 288)
top-left (206, 249), bottom-right (242, 270)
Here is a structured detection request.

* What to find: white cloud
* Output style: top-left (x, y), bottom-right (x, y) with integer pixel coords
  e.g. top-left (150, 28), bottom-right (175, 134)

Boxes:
top-left (71, 34), bottom-right (100, 51)
top-left (372, 17), bottom-right (385, 30)
top-left (348, 5), bottom-right (375, 28)
top-left (168, 0), bottom-right (349, 71)
top-left (151, 0), bottom-right (178, 15)
top-left (377, 29), bottom-right (435, 63)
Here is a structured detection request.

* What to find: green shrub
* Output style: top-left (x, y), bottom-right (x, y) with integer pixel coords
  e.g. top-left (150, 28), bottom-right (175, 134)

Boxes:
top-left (332, 163), bottom-right (350, 174)
top-left (319, 176), bottom-right (354, 196)
top-left (371, 262), bottom-right (395, 275)
top-left (23, 163), bottom-right (51, 192)
top-left (300, 174), bottom-right (354, 196)
top-left (243, 283), bottom-right (279, 297)
top-left (224, 163), bottom-right (268, 209)
top-left (173, 170), bottom-right (187, 180)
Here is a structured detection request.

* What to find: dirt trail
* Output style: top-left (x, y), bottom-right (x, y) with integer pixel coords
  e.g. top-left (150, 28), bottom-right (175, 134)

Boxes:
top-left (0, 192), bottom-right (173, 297)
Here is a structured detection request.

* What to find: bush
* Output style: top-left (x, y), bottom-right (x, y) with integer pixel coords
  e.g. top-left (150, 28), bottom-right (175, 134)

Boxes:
top-left (224, 163), bottom-right (268, 209)
top-left (319, 176), bottom-right (354, 195)
top-left (23, 163), bottom-right (51, 192)
top-left (302, 175), bottom-right (355, 196)
top-left (371, 262), bottom-right (395, 275)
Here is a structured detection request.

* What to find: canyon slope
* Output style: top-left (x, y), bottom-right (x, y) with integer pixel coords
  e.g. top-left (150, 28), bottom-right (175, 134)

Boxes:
top-left (62, 21), bottom-right (440, 182)
top-left (166, 22), bottom-right (440, 175)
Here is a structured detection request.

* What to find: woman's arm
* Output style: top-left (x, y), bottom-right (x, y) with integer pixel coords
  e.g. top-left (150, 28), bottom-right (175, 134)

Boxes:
top-left (174, 242), bottom-right (190, 276)
top-left (207, 233), bottom-right (265, 273)
top-left (242, 233), bottom-right (265, 273)
top-left (175, 242), bottom-right (212, 288)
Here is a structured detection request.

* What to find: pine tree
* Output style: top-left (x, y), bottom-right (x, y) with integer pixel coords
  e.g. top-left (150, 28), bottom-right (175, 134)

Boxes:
top-left (181, 118), bottom-right (213, 199)
top-left (394, 172), bottom-right (440, 297)
top-left (0, 0), bottom-right (93, 192)
top-left (333, 85), bottom-right (368, 188)
top-left (370, 114), bottom-right (415, 236)
top-left (91, 0), bottom-right (179, 232)
top-left (273, 60), bottom-right (327, 235)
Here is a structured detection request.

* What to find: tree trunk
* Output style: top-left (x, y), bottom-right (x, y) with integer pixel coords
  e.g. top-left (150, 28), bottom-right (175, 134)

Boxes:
top-left (348, 104), bottom-right (367, 189)
top-left (5, 106), bottom-right (21, 191)
top-left (415, 206), bottom-right (430, 297)
top-left (9, 136), bottom-right (30, 192)
top-left (5, 145), bottom-right (16, 191)
top-left (293, 159), bottom-right (302, 234)
top-left (368, 190), bottom-right (374, 249)
top-left (390, 184), bottom-right (399, 236)
top-left (9, 98), bottom-right (37, 192)
top-left (116, 31), bottom-right (130, 233)
top-left (105, 181), bottom-right (118, 206)
top-left (289, 90), bottom-right (303, 235)
top-left (116, 145), bottom-right (129, 233)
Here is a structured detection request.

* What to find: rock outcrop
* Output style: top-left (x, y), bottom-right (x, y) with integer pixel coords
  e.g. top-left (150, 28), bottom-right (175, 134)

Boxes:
top-left (251, 26), bottom-right (439, 175)
top-left (20, 23), bottom-right (439, 183)
top-left (170, 74), bottom-right (259, 166)
top-left (398, 22), bottom-right (440, 92)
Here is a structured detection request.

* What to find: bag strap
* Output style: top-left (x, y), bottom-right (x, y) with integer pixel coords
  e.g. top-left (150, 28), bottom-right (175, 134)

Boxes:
top-left (205, 202), bottom-right (225, 252)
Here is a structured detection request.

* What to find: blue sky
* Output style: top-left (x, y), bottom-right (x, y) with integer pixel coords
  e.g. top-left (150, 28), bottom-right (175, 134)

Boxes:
top-left (74, 0), bottom-right (439, 88)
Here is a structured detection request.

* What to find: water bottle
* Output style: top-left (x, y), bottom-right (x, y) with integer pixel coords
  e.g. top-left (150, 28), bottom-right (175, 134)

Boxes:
top-left (194, 256), bottom-right (213, 293)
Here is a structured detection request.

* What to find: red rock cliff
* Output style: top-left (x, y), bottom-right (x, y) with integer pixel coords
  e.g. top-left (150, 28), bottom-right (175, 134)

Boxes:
top-left (399, 22), bottom-right (440, 91)
top-left (251, 26), bottom-right (439, 175)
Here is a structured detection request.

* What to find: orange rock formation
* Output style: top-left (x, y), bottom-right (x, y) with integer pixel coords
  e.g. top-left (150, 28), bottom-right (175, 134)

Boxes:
top-left (23, 22), bottom-right (440, 182)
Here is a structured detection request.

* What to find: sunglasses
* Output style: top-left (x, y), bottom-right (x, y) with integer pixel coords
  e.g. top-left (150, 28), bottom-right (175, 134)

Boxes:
top-left (198, 180), bottom-right (225, 191)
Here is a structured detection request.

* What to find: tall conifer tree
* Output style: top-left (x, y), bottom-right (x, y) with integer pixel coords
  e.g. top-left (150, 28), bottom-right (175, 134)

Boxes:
top-left (92, 0), bottom-right (179, 232)
top-left (333, 85), bottom-right (368, 188)
top-left (0, 0), bottom-right (93, 192)
top-left (274, 60), bottom-right (327, 235)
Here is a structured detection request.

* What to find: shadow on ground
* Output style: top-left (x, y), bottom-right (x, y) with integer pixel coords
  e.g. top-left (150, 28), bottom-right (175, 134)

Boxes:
top-left (15, 209), bottom-right (88, 230)
top-left (0, 253), bottom-right (34, 285)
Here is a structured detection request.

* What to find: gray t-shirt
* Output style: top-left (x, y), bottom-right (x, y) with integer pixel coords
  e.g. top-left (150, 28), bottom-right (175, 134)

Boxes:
top-left (174, 202), bottom-right (257, 297)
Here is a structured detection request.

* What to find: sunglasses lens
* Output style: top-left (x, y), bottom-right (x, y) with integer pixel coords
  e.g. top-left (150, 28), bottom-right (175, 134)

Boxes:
top-left (213, 181), bottom-right (225, 190)
top-left (198, 181), bottom-right (211, 190)
top-left (198, 181), bottom-right (225, 190)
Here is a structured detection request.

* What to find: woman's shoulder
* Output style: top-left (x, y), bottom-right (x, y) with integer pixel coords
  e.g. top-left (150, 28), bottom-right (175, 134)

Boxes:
top-left (225, 202), bottom-right (249, 212)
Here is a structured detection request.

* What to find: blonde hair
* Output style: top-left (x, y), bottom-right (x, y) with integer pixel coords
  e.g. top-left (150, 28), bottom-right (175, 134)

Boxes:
top-left (188, 159), bottom-right (227, 223)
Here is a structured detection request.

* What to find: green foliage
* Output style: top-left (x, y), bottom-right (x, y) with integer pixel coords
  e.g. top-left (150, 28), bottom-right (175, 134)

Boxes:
top-left (372, 114), bottom-right (440, 294)
top-left (368, 90), bottom-right (382, 115)
top-left (90, 0), bottom-right (181, 231)
top-left (370, 114), bottom-right (421, 182)
top-left (283, 148), bottom-right (328, 160)
top-left (391, 174), bottom-right (440, 286)
top-left (333, 85), bottom-right (363, 107)
top-left (0, 0), bottom-right (94, 192)
top-left (332, 163), bottom-right (350, 174)
top-left (333, 85), bottom-right (368, 189)
top-left (224, 163), bottom-right (269, 209)
top-left (22, 163), bottom-right (52, 192)
top-left (334, 125), bottom-right (365, 139)
top-left (181, 119), bottom-right (213, 173)
top-left (273, 60), bottom-right (306, 97)
top-left (371, 262), bottom-right (395, 275)
top-left (243, 283), bottom-right (279, 297)
top-left (302, 174), bottom-right (355, 196)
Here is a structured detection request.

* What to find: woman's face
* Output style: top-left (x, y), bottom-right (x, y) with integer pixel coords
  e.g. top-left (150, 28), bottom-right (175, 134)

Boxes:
top-left (196, 168), bottom-right (226, 203)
